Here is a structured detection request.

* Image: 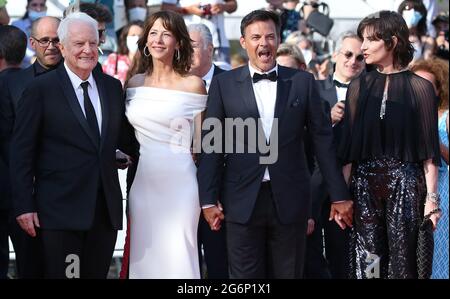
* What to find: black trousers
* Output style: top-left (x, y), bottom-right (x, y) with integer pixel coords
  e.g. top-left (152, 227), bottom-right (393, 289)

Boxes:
top-left (226, 182), bottom-right (307, 279)
top-left (321, 201), bottom-right (350, 279)
top-left (0, 209), bottom-right (44, 279)
top-left (41, 191), bottom-right (117, 279)
top-left (197, 215), bottom-right (229, 279)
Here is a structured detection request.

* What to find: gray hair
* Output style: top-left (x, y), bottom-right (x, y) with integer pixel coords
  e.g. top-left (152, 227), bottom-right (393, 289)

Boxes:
top-left (284, 31), bottom-right (310, 46)
top-left (276, 43), bottom-right (306, 65)
top-left (334, 31), bottom-right (361, 53)
top-left (58, 12), bottom-right (98, 45)
top-left (187, 23), bottom-right (213, 50)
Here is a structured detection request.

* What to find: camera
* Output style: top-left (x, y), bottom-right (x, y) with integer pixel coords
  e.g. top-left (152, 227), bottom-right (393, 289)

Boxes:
top-left (199, 4), bottom-right (212, 20)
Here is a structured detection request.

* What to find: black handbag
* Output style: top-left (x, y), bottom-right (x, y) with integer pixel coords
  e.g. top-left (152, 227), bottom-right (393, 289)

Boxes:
top-left (305, 10), bottom-right (334, 36)
top-left (416, 209), bottom-right (439, 279)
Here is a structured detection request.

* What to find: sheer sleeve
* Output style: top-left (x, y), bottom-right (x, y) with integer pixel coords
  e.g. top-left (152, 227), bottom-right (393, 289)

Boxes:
top-left (337, 75), bottom-right (362, 164)
top-left (409, 74), bottom-right (441, 166)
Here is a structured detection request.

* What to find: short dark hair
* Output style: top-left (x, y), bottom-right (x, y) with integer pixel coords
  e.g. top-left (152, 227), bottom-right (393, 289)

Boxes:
top-left (79, 2), bottom-right (113, 24)
top-left (0, 25), bottom-right (27, 65)
top-left (240, 10), bottom-right (280, 37)
top-left (137, 10), bottom-right (193, 75)
top-left (118, 20), bottom-right (144, 55)
top-left (357, 10), bottom-right (414, 69)
top-left (397, 0), bottom-right (428, 38)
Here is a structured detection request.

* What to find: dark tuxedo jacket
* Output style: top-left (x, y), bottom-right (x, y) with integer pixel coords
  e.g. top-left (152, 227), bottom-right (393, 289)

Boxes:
top-left (0, 67), bottom-right (21, 210)
top-left (10, 63), bottom-right (132, 230)
top-left (198, 65), bottom-right (350, 225)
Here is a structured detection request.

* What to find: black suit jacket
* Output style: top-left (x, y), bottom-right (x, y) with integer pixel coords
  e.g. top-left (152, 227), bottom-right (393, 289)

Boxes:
top-left (0, 67), bottom-right (21, 210)
top-left (197, 65), bottom-right (350, 225)
top-left (10, 63), bottom-right (132, 230)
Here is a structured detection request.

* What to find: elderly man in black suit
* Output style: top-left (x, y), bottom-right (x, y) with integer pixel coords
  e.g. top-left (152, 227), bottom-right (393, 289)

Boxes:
top-left (197, 10), bottom-right (353, 279)
top-left (10, 12), bottom-right (133, 279)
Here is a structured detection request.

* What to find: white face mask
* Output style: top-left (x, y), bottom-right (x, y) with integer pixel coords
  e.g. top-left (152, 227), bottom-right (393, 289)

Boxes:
top-left (402, 9), bottom-right (423, 28)
top-left (128, 7), bottom-right (147, 22)
top-left (28, 10), bottom-right (47, 22)
top-left (126, 35), bottom-right (139, 53)
top-left (301, 49), bottom-right (313, 65)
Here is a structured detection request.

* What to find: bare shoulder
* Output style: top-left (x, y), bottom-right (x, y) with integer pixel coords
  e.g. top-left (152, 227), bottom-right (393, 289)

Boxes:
top-left (181, 75), bottom-right (206, 95)
top-left (126, 73), bottom-right (146, 88)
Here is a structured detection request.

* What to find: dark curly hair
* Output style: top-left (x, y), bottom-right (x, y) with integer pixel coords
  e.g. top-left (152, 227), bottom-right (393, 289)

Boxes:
top-left (357, 10), bottom-right (414, 69)
top-left (137, 10), bottom-right (193, 76)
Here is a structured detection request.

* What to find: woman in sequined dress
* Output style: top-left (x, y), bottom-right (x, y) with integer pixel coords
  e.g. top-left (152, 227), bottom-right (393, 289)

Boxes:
top-left (411, 58), bottom-right (449, 279)
top-left (338, 11), bottom-right (441, 279)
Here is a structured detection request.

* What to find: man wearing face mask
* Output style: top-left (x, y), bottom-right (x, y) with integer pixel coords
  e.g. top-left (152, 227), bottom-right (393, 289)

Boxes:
top-left (126, 0), bottom-right (148, 23)
top-left (12, 0), bottom-right (48, 67)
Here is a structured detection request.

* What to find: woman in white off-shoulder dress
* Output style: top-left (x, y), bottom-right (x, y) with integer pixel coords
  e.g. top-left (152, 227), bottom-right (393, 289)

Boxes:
top-left (124, 11), bottom-right (207, 279)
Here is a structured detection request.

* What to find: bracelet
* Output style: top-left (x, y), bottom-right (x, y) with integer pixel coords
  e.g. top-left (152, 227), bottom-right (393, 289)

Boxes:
top-left (426, 192), bottom-right (440, 205)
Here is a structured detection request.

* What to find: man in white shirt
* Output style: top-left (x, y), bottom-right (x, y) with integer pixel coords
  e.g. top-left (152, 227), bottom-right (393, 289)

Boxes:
top-left (10, 12), bottom-right (133, 279)
top-left (197, 10), bottom-right (352, 279)
top-left (308, 31), bottom-right (365, 279)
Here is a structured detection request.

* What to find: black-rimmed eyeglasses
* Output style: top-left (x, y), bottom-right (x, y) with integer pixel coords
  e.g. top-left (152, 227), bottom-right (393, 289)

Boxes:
top-left (32, 37), bottom-right (60, 47)
top-left (340, 51), bottom-right (364, 62)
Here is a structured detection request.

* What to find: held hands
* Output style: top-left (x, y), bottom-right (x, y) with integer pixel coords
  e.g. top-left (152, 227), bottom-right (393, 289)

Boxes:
top-left (116, 150), bottom-right (133, 170)
top-left (203, 202), bottom-right (224, 231)
top-left (16, 212), bottom-right (40, 237)
top-left (331, 101), bottom-right (345, 125)
top-left (329, 200), bottom-right (353, 230)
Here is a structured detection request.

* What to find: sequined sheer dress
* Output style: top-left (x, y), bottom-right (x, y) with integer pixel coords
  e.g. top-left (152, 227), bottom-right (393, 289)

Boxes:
top-left (338, 70), bottom-right (441, 279)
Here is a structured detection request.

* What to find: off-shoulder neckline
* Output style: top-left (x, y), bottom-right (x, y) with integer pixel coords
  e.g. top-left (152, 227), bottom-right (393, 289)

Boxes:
top-left (127, 86), bottom-right (207, 97)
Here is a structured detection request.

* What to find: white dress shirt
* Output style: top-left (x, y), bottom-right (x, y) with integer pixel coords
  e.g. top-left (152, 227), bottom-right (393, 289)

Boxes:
top-left (64, 63), bottom-right (103, 134)
top-left (332, 74), bottom-right (350, 103)
top-left (248, 63), bottom-right (278, 182)
top-left (202, 64), bottom-right (215, 92)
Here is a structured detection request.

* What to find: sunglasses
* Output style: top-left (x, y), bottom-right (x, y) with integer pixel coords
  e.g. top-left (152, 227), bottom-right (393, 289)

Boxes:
top-left (340, 51), bottom-right (364, 62)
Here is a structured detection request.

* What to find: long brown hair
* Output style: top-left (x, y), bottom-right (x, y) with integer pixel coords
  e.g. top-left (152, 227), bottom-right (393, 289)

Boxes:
top-left (136, 10), bottom-right (193, 76)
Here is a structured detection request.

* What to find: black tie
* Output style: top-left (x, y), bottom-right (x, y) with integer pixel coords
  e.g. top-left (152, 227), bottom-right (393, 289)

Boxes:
top-left (80, 81), bottom-right (100, 143)
top-left (333, 80), bottom-right (349, 88)
top-left (252, 70), bottom-right (277, 83)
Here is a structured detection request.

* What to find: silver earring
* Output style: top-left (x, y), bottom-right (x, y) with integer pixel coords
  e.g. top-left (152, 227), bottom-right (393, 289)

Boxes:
top-left (144, 45), bottom-right (151, 57)
top-left (175, 49), bottom-right (180, 61)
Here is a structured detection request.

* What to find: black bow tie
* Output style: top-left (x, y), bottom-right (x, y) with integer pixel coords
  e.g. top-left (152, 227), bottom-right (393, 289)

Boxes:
top-left (333, 80), bottom-right (349, 88)
top-left (252, 71), bottom-right (277, 83)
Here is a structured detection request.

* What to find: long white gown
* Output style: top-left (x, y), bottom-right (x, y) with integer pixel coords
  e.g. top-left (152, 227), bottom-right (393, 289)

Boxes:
top-left (125, 87), bottom-right (207, 279)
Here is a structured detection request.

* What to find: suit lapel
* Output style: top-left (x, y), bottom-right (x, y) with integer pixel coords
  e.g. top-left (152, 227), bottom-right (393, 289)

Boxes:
top-left (93, 70), bottom-right (109, 151)
top-left (237, 66), bottom-right (260, 119)
top-left (324, 75), bottom-right (338, 106)
top-left (57, 65), bottom-right (99, 150)
top-left (273, 66), bottom-right (291, 122)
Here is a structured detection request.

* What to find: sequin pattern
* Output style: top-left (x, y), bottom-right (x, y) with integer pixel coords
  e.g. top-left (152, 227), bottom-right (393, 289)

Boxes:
top-left (349, 156), bottom-right (426, 279)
